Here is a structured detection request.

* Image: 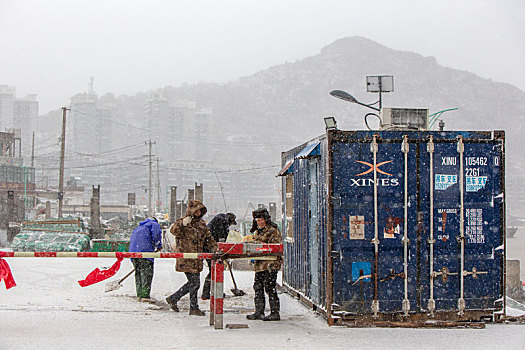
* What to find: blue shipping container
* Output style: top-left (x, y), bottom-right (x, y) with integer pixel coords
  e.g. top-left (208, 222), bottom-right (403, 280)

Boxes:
top-left (280, 130), bottom-right (505, 325)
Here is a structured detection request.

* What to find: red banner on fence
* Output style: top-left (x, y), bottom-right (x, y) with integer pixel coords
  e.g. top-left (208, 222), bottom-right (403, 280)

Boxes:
top-left (0, 258), bottom-right (16, 290)
top-left (78, 254), bottom-right (124, 287)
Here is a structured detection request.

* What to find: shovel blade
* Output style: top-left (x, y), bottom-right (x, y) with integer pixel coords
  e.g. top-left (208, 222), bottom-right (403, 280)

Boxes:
top-left (231, 288), bottom-right (245, 296)
top-left (105, 280), bottom-right (122, 292)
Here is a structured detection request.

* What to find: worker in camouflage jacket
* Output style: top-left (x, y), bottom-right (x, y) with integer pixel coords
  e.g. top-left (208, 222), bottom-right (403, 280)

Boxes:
top-left (246, 207), bottom-right (283, 321)
top-left (166, 200), bottom-right (217, 316)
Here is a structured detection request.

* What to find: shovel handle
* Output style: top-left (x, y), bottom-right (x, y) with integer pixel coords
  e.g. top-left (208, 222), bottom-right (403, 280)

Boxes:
top-left (225, 261), bottom-right (238, 289)
top-left (118, 269), bottom-right (135, 284)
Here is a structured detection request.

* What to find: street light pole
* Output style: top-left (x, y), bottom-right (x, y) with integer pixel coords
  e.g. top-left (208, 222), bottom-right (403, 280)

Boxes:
top-left (58, 106), bottom-right (70, 219)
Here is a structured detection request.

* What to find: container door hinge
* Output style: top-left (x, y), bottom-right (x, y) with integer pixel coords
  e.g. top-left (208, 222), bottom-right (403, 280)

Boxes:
top-left (331, 195), bottom-right (341, 207)
top-left (331, 303), bottom-right (342, 311)
top-left (330, 250), bottom-right (340, 259)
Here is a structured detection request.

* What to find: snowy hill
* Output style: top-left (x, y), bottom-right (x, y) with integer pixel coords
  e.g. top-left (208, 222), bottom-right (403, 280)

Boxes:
top-left (36, 36), bottom-right (525, 213)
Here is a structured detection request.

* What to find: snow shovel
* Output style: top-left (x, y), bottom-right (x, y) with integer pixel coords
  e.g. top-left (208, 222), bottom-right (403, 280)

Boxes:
top-left (226, 261), bottom-right (245, 296)
top-left (105, 269), bottom-right (135, 292)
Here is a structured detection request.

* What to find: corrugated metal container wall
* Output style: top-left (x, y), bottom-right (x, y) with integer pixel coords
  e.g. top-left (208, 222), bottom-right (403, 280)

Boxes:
top-left (282, 137), bottom-right (329, 312)
top-left (281, 130), bottom-right (505, 325)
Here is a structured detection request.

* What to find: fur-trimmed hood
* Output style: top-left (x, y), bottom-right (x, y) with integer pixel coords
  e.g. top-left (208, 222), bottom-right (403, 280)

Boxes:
top-left (186, 200), bottom-right (207, 219)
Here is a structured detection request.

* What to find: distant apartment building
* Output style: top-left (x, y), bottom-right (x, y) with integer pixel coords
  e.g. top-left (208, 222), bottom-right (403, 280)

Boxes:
top-left (69, 92), bottom-right (114, 155)
top-left (143, 97), bottom-right (211, 163)
top-left (31, 89), bottom-right (280, 214)
top-left (0, 86), bottom-right (15, 130)
top-left (0, 85), bottom-right (38, 158)
top-left (0, 131), bottom-right (36, 227)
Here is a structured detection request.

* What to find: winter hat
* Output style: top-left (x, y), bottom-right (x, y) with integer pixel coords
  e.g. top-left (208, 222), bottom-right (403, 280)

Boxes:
top-left (250, 208), bottom-right (276, 232)
top-left (226, 212), bottom-right (237, 225)
top-left (252, 208), bottom-right (271, 221)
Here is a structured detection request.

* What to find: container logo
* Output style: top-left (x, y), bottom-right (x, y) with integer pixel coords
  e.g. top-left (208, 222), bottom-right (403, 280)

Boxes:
top-left (355, 160), bottom-right (393, 176)
top-left (350, 160), bottom-right (399, 187)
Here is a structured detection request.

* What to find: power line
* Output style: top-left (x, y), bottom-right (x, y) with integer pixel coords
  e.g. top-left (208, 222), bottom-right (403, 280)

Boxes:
top-left (37, 156), bottom-right (146, 171)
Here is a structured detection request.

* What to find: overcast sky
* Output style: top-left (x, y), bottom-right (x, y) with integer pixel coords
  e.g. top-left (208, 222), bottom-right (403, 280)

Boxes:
top-left (1, 0), bottom-right (524, 114)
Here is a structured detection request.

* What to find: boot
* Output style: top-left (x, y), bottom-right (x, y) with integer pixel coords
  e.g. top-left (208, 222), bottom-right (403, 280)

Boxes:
top-left (246, 310), bottom-right (265, 320)
top-left (189, 308), bottom-right (206, 316)
top-left (246, 298), bottom-right (265, 320)
top-left (165, 296), bottom-right (179, 312)
top-left (201, 279), bottom-right (211, 300)
top-left (263, 300), bottom-right (280, 321)
top-left (139, 298), bottom-right (156, 304)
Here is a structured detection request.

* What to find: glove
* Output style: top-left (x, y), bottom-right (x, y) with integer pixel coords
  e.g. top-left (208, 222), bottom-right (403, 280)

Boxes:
top-left (182, 216), bottom-right (192, 226)
top-left (213, 250), bottom-right (225, 259)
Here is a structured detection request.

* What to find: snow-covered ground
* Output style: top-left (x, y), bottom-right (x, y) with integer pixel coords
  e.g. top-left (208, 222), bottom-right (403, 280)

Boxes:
top-left (1, 257), bottom-right (524, 350)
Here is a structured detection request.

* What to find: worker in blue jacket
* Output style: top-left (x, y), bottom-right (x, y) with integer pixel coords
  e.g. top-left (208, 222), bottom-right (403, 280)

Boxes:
top-left (129, 217), bottom-right (163, 301)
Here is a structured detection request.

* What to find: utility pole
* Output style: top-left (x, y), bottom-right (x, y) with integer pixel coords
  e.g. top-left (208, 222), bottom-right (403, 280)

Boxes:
top-left (31, 131), bottom-right (35, 168)
top-left (58, 107), bottom-right (70, 218)
top-left (156, 158), bottom-right (161, 213)
top-left (169, 186), bottom-right (177, 224)
top-left (31, 132), bottom-right (35, 207)
top-left (146, 140), bottom-right (155, 216)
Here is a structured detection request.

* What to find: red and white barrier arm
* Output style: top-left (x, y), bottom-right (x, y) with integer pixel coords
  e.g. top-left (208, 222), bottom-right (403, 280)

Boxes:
top-left (0, 243), bottom-right (282, 259)
top-left (0, 252), bottom-right (214, 259)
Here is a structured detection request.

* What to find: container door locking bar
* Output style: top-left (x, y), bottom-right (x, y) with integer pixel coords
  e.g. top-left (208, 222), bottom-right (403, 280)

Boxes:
top-left (401, 135), bottom-right (410, 317)
top-left (371, 134), bottom-right (380, 317)
top-left (463, 267), bottom-right (488, 279)
top-left (379, 270), bottom-right (405, 282)
top-left (427, 135), bottom-right (436, 316)
top-left (457, 136), bottom-right (466, 316)
top-left (432, 266), bottom-right (458, 283)
top-left (351, 274), bottom-right (373, 285)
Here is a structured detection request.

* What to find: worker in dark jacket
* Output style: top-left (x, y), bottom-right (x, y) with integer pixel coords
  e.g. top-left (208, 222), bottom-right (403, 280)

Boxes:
top-left (129, 217), bottom-right (163, 301)
top-left (166, 200), bottom-right (217, 316)
top-left (246, 208), bottom-right (283, 321)
top-left (201, 212), bottom-right (237, 299)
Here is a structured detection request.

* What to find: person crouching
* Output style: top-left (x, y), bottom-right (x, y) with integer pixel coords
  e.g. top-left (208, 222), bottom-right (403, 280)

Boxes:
top-left (246, 207), bottom-right (283, 321)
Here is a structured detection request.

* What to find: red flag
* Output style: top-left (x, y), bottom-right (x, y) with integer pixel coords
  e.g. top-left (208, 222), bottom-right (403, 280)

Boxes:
top-left (0, 258), bottom-right (16, 290)
top-left (78, 255), bottom-right (124, 287)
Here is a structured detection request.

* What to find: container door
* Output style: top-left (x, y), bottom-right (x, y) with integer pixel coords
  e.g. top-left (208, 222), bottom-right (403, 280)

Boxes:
top-left (423, 142), bottom-right (461, 311)
top-left (308, 159), bottom-right (320, 304)
top-left (420, 139), bottom-right (504, 313)
top-left (331, 139), bottom-right (418, 313)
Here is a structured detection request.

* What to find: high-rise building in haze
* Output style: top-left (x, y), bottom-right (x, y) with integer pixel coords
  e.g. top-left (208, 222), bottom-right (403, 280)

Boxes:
top-left (0, 85), bottom-right (38, 158)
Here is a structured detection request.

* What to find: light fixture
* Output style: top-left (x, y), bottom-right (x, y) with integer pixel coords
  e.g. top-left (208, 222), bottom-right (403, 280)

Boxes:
top-left (330, 89), bottom-right (379, 112)
top-left (324, 116), bottom-right (337, 130)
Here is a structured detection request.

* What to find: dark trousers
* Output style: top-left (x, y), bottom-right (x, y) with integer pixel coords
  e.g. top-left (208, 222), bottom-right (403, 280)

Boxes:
top-left (202, 259), bottom-right (212, 298)
top-left (131, 258), bottom-right (154, 299)
top-left (253, 270), bottom-right (279, 311)
top-left (168, 272), bottom-right (201, 310)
